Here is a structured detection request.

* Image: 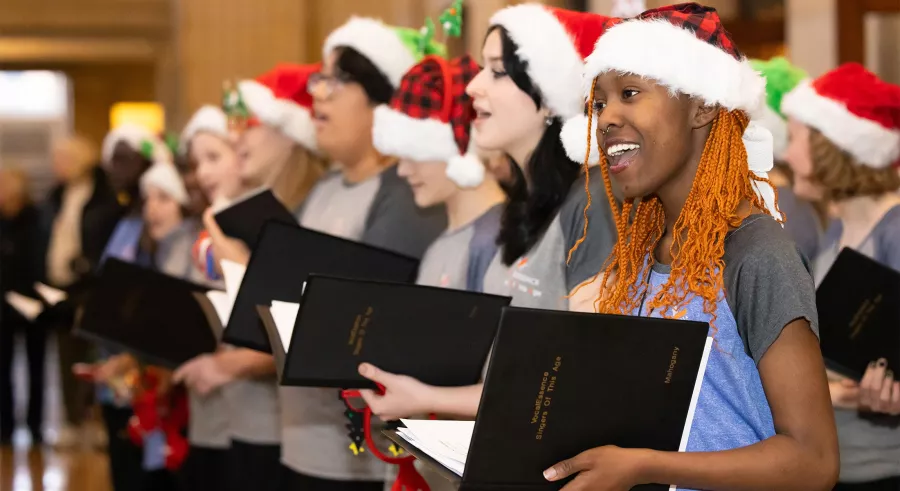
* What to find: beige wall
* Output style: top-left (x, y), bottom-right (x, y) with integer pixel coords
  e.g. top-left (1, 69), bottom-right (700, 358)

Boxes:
top-left (787, 0), bottom-right (900, 83)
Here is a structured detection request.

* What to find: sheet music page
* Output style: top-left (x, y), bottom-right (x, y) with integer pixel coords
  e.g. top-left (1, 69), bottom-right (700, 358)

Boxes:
top-left (34, 282), bottom-right (67, 306)
top-left (270, 301), bottom-right (300, 348)
top-left (397, 419), bottom-right (475, 477)
top-left (5, 292), bottom-right (44, 322)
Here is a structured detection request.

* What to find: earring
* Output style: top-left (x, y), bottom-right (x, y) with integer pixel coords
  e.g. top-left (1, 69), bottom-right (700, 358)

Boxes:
top-left (544, 116), bottom-right (554, 126)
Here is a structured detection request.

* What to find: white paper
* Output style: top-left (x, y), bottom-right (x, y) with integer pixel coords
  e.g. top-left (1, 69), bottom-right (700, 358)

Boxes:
top-left (397, 420), bottom-right (475, 477)
top-left (270, 301), bottom-right (300, 348)
top-left (5, 292), bottom-right (44, 322)
top-left (220, 259), bottom-right (247, 302)
top-left (34, 282), bottom-right (67, 306)
top-left (205, 290), bottom-right (234, 326)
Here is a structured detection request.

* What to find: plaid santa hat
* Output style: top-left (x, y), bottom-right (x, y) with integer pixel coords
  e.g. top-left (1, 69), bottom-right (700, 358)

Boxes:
top-left (561, 3), bottom-right (779, 218)
top-left (749, 57), bottom-right (807, 161)
top-left (179, 105), bottom-right (228, 154)
top-left (102, 123), bottom-right (173, 168)
top-left (489, 5), bottom-right (619, 122)
top-left (228, 63), bottom-right (319, 152)
top-left (781, 63), bottom-right (900, 169)
top-left (372, 55), bottom-right (483, 188)
top-left (140, 161), bottom-right (189, 206)
top-left (323, 17), bottom-right (447, 89)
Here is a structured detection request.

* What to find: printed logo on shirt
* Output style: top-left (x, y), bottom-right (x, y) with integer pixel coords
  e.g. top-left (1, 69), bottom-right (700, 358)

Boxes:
top-left (504, 256), bottom-right (543, 298)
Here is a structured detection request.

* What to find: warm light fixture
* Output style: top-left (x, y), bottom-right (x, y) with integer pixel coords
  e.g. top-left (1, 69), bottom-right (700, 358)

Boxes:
top-left (110, 102), bottom-right (165, 133)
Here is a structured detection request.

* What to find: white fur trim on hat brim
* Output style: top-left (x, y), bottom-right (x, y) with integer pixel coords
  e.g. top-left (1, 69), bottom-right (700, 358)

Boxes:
top-left (140, 162), bottom-right (189, 206)
top-left (102, 123), bottom-right (172, 167)
top-left (490, 5), bottom-right (584, 119)
top-left (447, 153), bottom-right (486, 188)
top-left (323, 17), bottom-right (416, 88)
top-left (372, 106), bottom-right (485, 188)
top-left (560, 113), bottom-right (601, 165)
top-left (754, 105), bottom-right (788, 161)
top-left (781, 80), bottom-right (900, 169)
top-left (180, 105), bottom-right (229, 154)
top-left (583, 19), bottom-right (766, 115)
top-left (238, 80), bottom-right (317, 152)
top-left (372, 105), bottom-right (460, 164)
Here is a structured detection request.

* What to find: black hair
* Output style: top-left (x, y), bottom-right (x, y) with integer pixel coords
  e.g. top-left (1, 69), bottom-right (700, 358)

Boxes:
top-left (334, 47), bottom-right (395, 105)
top-left (489, 26), bottom-right (582, 266)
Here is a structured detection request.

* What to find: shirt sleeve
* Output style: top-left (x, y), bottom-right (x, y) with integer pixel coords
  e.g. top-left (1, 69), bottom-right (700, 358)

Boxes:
top-left (465, 205), bottom-right (503, 292)
top-left (361, 166), bottom-right (448, 260)
top-left (875, 208), bottom-right (900, 272)
top-left (723, 216), bottom-right (820, 364)
top-left (558, 166), bottom-right (618, 292)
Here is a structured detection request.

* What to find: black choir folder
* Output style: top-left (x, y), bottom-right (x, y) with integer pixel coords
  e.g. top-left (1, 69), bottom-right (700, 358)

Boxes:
top-left (213, 188), bottom-right (296, 248)
top-left (817, 247), bottom-right (900, 380)
top-left (73, 259), bottom-right (218, 368)
top-left (281, 275), bottom-right (511, 389)
top-left (222, 221), bottom-right (419, 352)
top-left (387, 307), bottom-right (713, 491)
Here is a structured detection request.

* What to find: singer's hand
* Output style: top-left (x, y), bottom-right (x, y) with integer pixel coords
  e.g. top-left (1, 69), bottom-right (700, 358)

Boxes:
top-left (202, 208), bottom-right (250, 268)
top-left (859, 359), bottom-right (900, 416)
top-left (544, 445), bottom-right (649, 491)
top-left (357, 363), bottom-right (435, 421)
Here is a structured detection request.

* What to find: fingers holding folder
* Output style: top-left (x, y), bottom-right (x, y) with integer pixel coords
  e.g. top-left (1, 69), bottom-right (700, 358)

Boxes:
top-left (203, 207), bottom-right (251, 269)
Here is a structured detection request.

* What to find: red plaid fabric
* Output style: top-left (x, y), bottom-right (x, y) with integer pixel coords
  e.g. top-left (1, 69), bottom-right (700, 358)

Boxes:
top-left (448, 55), bottom-right (480, 154)
top-left (389, 55), bottom-right (481, 155)
top-left (638, 3), bottom-right (742, 60)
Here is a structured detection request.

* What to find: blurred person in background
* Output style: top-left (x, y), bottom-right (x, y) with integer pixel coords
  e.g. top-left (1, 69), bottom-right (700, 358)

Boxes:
top-left (90, 125), bottom-right (171, 491)
top-left (0, 167), bottom-right (46, 445)
top-left (750, 57), bottom-right (830, 261)
top-left (782, 63), bottom-right (900, 491)
top-left (43, 134), bottom-right (123, 448)
top-left (175, 65), bottom-right (328, 491)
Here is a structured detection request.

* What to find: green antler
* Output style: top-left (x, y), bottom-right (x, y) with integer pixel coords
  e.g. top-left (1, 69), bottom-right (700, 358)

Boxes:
top-left (417, 18), bottom-right (436, 57)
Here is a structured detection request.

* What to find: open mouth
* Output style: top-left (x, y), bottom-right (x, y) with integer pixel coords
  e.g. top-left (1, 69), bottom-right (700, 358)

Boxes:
top-left (605, 142), bottom-right (641, 174)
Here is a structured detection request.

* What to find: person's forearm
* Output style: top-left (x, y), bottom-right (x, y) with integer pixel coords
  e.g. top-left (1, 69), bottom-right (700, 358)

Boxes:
top-left (215, 349), bottom-right (275, 379)
top-left (429, 384), bottom-right (483, 419)
top-left (637, 435), bottom-right (838, 491)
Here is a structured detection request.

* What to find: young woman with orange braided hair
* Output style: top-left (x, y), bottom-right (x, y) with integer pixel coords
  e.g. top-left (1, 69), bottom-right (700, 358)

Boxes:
top-left (546, 5), bottom-right (838, 491)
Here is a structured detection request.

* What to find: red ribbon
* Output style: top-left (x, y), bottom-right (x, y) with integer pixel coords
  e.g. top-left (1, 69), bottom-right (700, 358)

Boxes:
top-left (341, 385), bottom-right (433, 491)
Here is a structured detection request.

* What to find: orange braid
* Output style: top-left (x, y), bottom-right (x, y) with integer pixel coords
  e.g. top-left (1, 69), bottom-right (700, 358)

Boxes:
top-left (588, 106), bottom-right (778, 329)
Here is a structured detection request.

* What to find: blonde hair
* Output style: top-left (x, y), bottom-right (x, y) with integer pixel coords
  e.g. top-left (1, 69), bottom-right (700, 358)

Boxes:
top-left (809, 129), bottom-right (900, 201)
top-left (271, 146), bottom-right (328, 211)
top-left (54, 135), bottom-right (99, 175)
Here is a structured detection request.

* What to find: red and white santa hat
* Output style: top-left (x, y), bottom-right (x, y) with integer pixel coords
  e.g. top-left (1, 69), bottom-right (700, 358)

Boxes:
top-left (373, 55), bottom-right (484, 188)
top-left (102, 123), bottom-right (173, 167)
top-left (322, 17), bottom-right (420, 89)
top-left (140, 161), bottom-right (189, 206)
top-left (561, 3), bottom-right (780, 218)
top-left (781, 63), bottom-right (900, 169)
top-left (489, 4), bottom-right (619, 123)
top-left (233, 63), bottom-right (319, 152)
top-left (179, 105), bottom-right (228, 154)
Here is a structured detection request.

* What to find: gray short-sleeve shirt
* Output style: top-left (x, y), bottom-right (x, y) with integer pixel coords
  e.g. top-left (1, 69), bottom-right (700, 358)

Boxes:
top-left (482, 166), bottom-right (616, 309)
top-left (281, 166), bottom-right (446, 480)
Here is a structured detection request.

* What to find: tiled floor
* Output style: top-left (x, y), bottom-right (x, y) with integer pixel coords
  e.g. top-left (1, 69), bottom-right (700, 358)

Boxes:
top-left (0, 334), bottom-right (111, 491)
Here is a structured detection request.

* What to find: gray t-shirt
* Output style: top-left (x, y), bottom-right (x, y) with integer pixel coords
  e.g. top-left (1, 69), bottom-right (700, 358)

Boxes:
top-left (282, 166), bottom-right (446, 480)
top-left (482, 166), bottom-right (616, 309)
top-left (416, 204), bottom-right (503, 291)
top-left (155, 220), bottom-right (232, 449)
top-left (814, 205), bottom-right (900, 484)
top-left (778, 185), bottom-right (825, 262)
